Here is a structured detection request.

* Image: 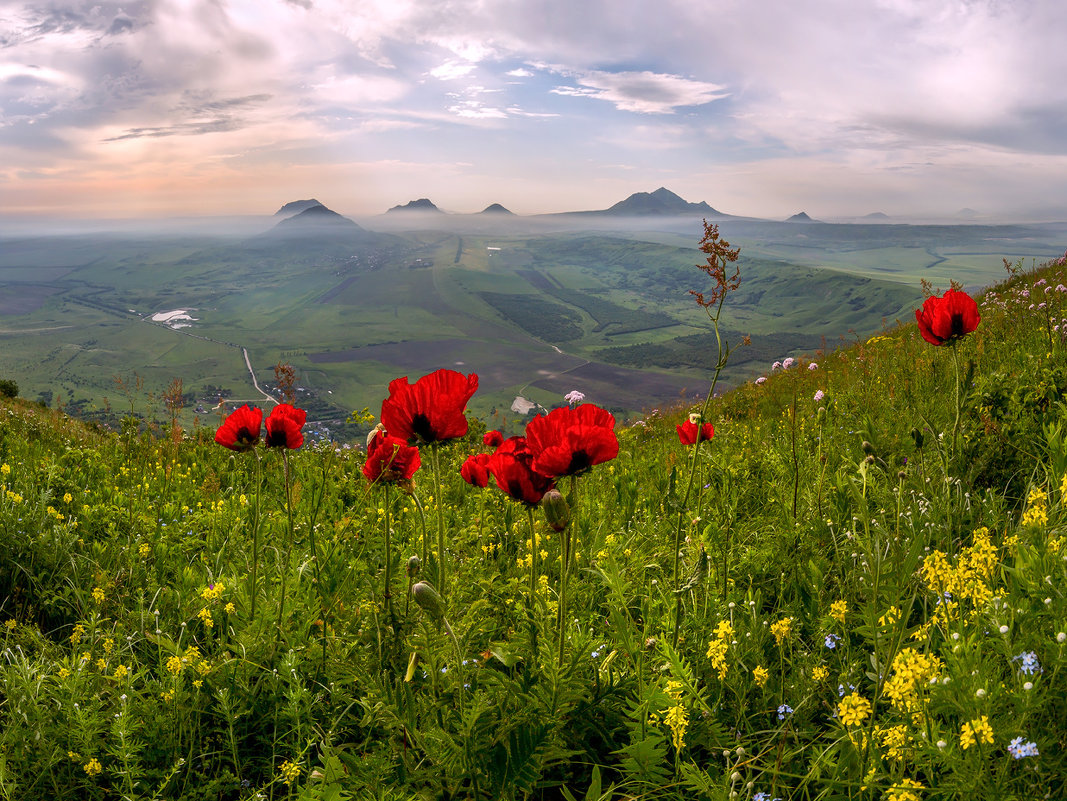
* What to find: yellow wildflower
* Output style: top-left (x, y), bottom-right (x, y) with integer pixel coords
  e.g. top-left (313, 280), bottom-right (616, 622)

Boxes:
top-left (879, 606), bottom-right (900, 627)
top-left (770, 617), bottom-right (793, 645)
top-left (279, 760), bottom-right (302, 786)
top-left (102, 637), bottom-right (114, 654)
top-left (838, 692), bottom-right (872, 726)
top-left (139, 543), bottom-right (151, 558)
top-left (91, 586), bottom-right (105, 604)
top-left (198, 608), bottom-right (214, 628)
top-left (753, 665), bottom-right (769, 687)
top-left (58, 667), bottom-right (70, 678)
top-left (881, 724), bottom-right (911, 762)
top-left (830, 600), bottom-right (847, 624)
top-left (166, 655), bottom-right (184, 675)
top-left (63, 492), bottom-right (73, 504)
top-left (112, 664), bottom-right (127, 680)
top-left (225, 602), bottom-right (236, 615)
top-left (4, 619), bottom-right (15, 631)
top-left (960, 716), bottom-right (994, 750)
top-left (812, 665), bottom-right (829, 682)
top-left (884, 778), bottom-right (924, 801)
top-left (83, 758), bottom-right (103, 777)
top-left (713, 620), bottom-right (734, 641)
top-left (705, 638), bottom-right (729, 680)
top-left (664, 703), bottom-right (688, 751)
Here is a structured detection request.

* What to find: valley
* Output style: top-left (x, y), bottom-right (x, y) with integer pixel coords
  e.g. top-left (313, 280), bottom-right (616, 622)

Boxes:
top-left (1, 202), bottom-right (1064, 439)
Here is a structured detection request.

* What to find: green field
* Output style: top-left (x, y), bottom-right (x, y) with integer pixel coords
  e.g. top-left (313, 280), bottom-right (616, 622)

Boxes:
top-left (1, 217), bottom-right (1064, 435)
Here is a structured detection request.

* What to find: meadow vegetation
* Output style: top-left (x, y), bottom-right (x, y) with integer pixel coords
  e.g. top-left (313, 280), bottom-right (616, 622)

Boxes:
top-left (2, 235), bottom-right (1067, 800)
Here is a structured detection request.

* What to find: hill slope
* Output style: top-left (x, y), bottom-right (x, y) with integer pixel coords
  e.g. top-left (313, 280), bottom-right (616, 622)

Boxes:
top-left (2, 250), bottom-right (1067, 798)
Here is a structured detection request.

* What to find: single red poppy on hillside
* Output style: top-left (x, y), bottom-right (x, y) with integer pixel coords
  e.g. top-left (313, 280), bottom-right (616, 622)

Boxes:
top-left (363, 430), bottom-right (421, 484)
top-left (483, 430), bottom-right (504, 448)
top-left (487, 437), bottom-right (556, 505)
top-left (214, 405), bottom-right (262, 452)
top-left (915, 289), bottom-right (981, 346)
top-left (461, 453), bottom-right (492, 487)
top-left (524, 403), bottom-right (619, 478)
top-left (264, 403), bottom-right (307, 449)
top-left (677, 419), bottom-right (715, 445)
top-left (380, 369), bottom-right (479, 444)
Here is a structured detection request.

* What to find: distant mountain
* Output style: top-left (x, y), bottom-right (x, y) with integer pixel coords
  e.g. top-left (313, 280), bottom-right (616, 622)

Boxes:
top-left (863, 212), bottom-right (890, 220)
top-left (604, 187), bottom-right (721, 216)
top-left (387, 198), bottom-right (443, 214)
top-left (956, 208), bottom-right (980, 220)
top-left (786, 211), bottom-right (818, 223)
top-left (479, 203), bottom-right (515, 215)
top-left (274, 199), bottom-right (323, 217)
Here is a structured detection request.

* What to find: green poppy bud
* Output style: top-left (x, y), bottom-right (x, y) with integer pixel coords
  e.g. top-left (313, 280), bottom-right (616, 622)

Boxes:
top-left (406, 555), bottom-right (421, 578)
top-left (411, 581), bottom-right (446, 621)
top-left (542, 488), bottom-right (571, 532)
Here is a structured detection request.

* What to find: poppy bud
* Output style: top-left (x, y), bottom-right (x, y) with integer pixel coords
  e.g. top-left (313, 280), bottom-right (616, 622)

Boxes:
top-left (542, 489), bottom-right (571, 532)
top-left (411, 581), bottom-right (446, 621)
top-left (861, 440), bottom-right (874, 456)
top-left (406, 555), bottom-right (421, 578)
top-left (864, 454), bottom-right (876, 466)
top-left (688, 412), bottom-right (702, 425)
top-left (897, 470), bottom-right (907, 481)
top-left (911, 427), bottom-right (924, 449)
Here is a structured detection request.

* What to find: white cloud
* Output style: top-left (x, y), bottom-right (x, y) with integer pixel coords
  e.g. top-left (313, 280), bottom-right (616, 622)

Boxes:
top-left (429, 60), bottom-right (477, 80)
top-left (549, 69), bottom-right (728, 114)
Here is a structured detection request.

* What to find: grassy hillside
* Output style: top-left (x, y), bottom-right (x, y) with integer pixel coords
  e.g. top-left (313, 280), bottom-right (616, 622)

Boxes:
top-left (2, 245), bottom-right (1067, 799)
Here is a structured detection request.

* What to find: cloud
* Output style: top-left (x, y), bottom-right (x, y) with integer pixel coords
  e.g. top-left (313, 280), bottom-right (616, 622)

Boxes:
top-left (549, 69), bottom-right (728, 114)
top-left (430, 60), bottom-right (477, 80)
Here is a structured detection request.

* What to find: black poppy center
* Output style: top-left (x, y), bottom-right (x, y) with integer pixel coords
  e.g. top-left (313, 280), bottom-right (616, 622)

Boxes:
top-left (411, 412), bottom-right (437, 443)
top-left (566, 450), bottom-right (592, 475)
top-left (236, 427), bottom-right (258, 446)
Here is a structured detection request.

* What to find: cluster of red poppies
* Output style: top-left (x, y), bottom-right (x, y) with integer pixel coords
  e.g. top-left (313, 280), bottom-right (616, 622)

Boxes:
top-left (214, 403), bottom-right (307, 452)
top-left (460, 402), bottom-right (620, 505)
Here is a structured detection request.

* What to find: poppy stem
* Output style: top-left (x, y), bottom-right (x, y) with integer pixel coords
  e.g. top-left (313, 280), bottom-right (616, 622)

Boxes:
top-left (275, 449), bottom-right (296, 651)
top-left (951, 340), bottom-right (962, 464)
top-left (411, 492), bottom-right (429, 568)
top-left (526, 505), bottom-right (539, 658)
top-left (673, 305), bottom-right (728, 649)
top-left (383, 482), bottom-right (393, 622)
top-left (430, 442), bottom-right (447, 599)
top-left (249, 451), bottom-right (262, 621)
top-left (558, 476), bottom-right (577, 666)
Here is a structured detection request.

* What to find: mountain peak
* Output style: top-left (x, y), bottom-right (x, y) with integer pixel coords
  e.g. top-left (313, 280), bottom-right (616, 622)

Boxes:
top-left (274, 199), bottom-right (323, 217)
top-left (386, 198), bottom-right (443, 214)
top-left (605, 188), bottom-right (720, 216)
top-left (268, 203), bottom-right (364, 235)
top-left (786, 211), bottom-right (816, 222)
top-left (479, 203), bottom-right (514, 215)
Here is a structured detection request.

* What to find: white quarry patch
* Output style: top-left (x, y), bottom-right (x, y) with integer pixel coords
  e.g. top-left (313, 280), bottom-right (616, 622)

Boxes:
top-left (151, 309), bottom-right (198, 328)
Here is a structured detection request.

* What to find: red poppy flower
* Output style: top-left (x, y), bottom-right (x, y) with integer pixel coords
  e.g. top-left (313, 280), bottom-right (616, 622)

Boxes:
top-left (524, 403), bottom-right (619, 478)
top-left (677, 420), bottom-right (715, 445)
top-left (487, 437), bottom-right (555, 505)
top-left (483, 430), bottom-right (504, 448)
top-left (363, 430), bottom-right (421, 484)
top-left (915, 289), bottom-right (981, 346)
top-left (214, 405), bottom-right (262, 452)
top-left (460, 453), bottom-right (491, 488)
top-left (264, 403), bottom-right (307, 449)
top-left (380, 369), bottom-right (479, 444)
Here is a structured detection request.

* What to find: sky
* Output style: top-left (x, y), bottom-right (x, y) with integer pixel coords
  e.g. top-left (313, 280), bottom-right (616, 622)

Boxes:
top-left (3, 0), bottom-right (1067, 222)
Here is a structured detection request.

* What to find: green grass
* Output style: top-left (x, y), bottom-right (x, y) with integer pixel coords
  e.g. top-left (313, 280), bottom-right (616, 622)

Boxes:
top-left (2, 248), bottom-right (1067, 798)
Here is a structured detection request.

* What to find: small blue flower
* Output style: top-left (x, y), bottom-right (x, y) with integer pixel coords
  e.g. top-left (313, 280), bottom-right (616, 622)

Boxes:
top-left (753, 793), bottom-right (782, 801)
top-left (777, 704), bottom-right (793, 721)
top-left (824, 634), bottom-right (839, 649)
top-left (1008, 736), bottom-right (1039, 759)
top-left (1013, 651), bottom-right (1042, 675)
